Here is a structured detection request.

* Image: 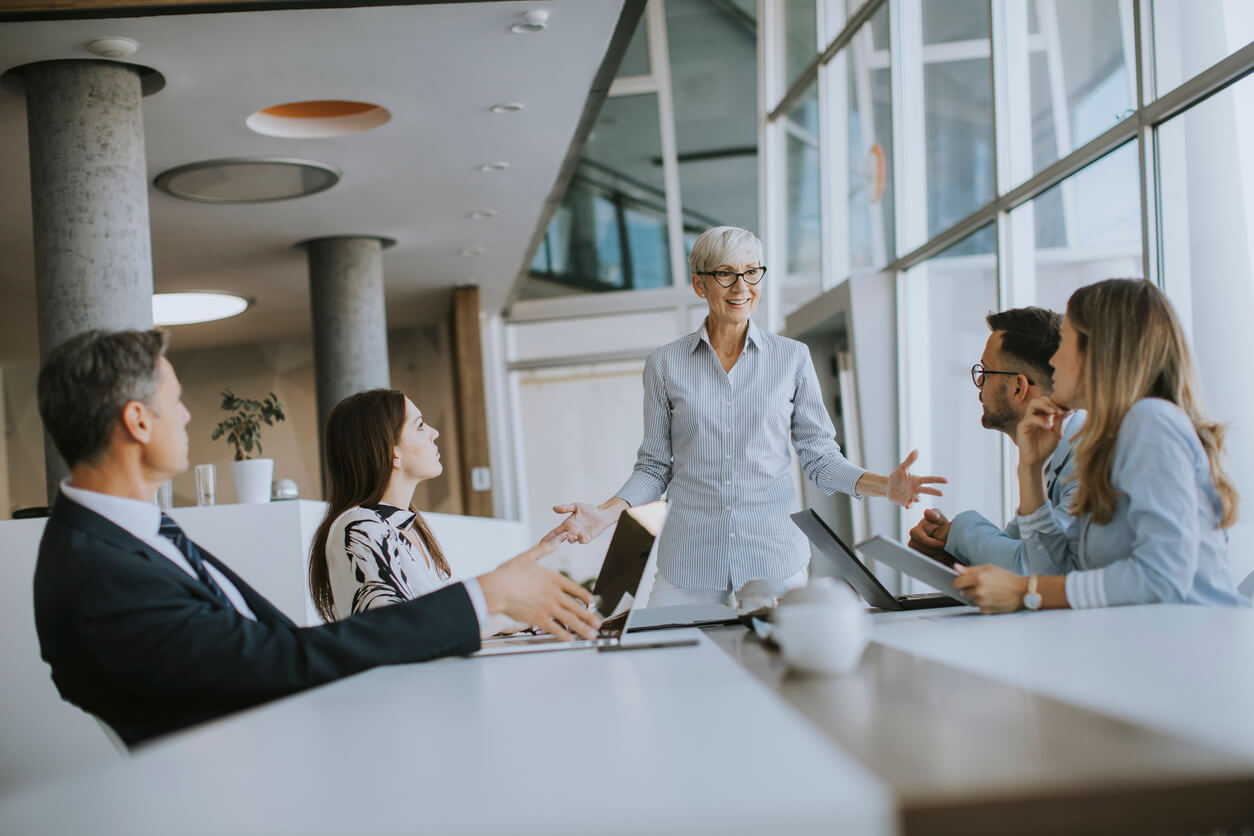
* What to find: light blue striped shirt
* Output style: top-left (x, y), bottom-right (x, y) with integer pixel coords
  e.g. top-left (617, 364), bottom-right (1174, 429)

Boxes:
top-left (616, 318), bottom-right (865, 589)
top-left (1016, 398), bottom-right (1249, 608)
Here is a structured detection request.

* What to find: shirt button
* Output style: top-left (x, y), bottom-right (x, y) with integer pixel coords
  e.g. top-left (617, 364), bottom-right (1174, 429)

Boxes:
top-left (729, 533), bottom-right (737, 538)
top-left (724, 505), bottom-right (731, 511)
top-left (725, 480), bottom-right (731, 486)
top-left (725, 453), bottom-right (731, 459)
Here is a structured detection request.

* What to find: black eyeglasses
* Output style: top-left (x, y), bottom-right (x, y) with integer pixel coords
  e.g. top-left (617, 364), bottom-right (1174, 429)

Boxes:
top-left (697, 266), bottom-right (767, 287)
top-left (970, 363), bottom-right (1035, 389)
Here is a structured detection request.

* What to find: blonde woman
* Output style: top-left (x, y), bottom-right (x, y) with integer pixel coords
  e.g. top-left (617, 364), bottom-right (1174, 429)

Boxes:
top-left (955, 278), bottom-right (1247, 612)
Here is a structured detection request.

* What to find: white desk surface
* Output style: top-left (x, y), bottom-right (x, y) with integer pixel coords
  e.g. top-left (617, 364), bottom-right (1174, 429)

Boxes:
top-left (872, 604), bottom-right (1254, 760)
top-left (0, 631), bottom-right (893, 836)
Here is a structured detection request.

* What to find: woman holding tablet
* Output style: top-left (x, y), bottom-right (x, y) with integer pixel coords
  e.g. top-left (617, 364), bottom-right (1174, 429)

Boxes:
top-left (955, 279), bottom-right (1247, 612)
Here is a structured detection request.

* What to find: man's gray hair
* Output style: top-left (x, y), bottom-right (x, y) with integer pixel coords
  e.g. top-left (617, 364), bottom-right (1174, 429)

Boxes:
top-left (37, 329), bottom-right (170, 468)
top-left (688, 226), bottom-right (764, 275)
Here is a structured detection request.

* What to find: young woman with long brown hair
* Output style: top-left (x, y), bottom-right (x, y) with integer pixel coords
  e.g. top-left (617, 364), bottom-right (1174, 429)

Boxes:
top-left (954, 278), bottom-right (1248, 612)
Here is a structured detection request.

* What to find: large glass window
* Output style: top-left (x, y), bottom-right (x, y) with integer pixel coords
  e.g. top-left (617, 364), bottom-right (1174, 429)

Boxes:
top-left (900, 224), bottom-right (1001, 532)
top-left (1153, 0), bottom-right (1254, 97)
top-left (1002, 0), bottom-right (1136, 183)
top-left (784, 0), bottom-right (819, 90)
top-left (922, 0), bottom-right (994, 240)
top-left (784, 83), bottom-right (823, 286)
top-left (1006, 140), bottom-right (1142, 313)
top-left (667, 0), bottom-right (759, 234)
top-left (846, 2), bottom-right (894, 271)
top-left (1157, 73), bottom-right (1254, 587)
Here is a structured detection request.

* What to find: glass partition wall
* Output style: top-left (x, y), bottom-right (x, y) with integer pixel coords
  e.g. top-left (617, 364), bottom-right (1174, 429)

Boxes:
top-left (762, 0), bottom-right (1254, 559)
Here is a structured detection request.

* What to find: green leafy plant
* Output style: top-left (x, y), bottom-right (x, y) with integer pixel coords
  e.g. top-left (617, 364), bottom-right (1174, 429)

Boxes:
top-left (211, 389), bottom-right (286, 461)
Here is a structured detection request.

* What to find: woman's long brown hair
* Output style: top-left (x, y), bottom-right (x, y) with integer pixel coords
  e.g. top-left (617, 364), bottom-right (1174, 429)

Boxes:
top-left (1067, 279), bottom-right (1238, 527)
top-left (309, 389), bottom-right (451, 623)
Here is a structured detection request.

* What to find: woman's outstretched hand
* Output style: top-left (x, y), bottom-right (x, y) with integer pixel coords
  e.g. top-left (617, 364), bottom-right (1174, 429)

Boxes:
top-left (541, 499), bottom-right (627, 545)
top-left (885, 449), bottom-right (947, 509)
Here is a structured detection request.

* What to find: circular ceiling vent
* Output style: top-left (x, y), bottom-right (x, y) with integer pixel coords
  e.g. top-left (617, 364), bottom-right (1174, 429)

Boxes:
top-left (246, 100), bottom-right (391, 138)
top-left (154, 157), bottom-right (341, 203)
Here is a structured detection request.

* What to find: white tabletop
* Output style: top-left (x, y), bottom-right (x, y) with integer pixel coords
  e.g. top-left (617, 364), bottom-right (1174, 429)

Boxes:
top-left (872, 604), bottom-right (1254, 760)
top-left (0, 631), bottom-right (893, 836)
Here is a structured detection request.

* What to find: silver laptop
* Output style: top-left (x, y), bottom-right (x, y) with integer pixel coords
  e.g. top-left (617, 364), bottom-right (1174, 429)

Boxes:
top-left (475, 501), bottom-right (679, 657)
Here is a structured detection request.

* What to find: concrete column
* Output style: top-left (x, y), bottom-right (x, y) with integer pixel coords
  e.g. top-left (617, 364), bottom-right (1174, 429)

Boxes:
top-left (19, 60), bottom-right (156, 502)
top-left (304, 236), bottom-right (392, 459)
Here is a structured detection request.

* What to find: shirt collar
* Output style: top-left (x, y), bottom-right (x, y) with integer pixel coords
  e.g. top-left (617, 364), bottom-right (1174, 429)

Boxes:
top-left (688, 317), bottom-right (763, 354)
top-left (369, 502), bottom-right (417, 531)
top-left (59, 479), bottom-right (162, 541)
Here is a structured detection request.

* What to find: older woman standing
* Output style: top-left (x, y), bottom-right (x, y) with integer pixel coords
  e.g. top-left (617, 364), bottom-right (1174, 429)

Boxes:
top-left (544, 226), bottom-right (945, 606)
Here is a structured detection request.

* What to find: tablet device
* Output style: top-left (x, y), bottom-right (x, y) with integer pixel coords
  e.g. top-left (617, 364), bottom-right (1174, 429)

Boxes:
top-left (854, 535), bottom-right (975, 606)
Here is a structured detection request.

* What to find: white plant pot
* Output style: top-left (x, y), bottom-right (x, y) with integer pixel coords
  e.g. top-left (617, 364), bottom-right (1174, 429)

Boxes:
top-left (229, 458), bottom-right (273, 504)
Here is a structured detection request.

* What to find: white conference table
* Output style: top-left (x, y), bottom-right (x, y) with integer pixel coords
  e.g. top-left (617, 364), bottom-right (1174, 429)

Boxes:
top-left (872, 604), bottom-right (1254, 761)
top-left (0, 631), bottom-right (893, 836)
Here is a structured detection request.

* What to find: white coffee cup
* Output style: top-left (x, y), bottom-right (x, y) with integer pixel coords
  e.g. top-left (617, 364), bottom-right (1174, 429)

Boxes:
top-left (772, 578), bottom-right (870, 675)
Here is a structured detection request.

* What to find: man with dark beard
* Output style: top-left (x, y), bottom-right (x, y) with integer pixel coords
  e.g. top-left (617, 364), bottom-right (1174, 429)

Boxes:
top-left (908, 307), bottom-right (1084, 571)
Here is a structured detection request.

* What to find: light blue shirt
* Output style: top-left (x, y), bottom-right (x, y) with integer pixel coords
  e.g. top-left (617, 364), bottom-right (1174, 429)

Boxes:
top-left (946, 410), bottom-right (1085, 574)
top-left (616, 318), bottom-right (865, 588)
top-left (1016, 398), bottom-right (1249, 608)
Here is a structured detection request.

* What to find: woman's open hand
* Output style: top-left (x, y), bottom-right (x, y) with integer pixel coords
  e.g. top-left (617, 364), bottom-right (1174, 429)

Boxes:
top-left (541, 500), bottom-right (625, 545)
top-left (885, 449), bottom-right (947, 509)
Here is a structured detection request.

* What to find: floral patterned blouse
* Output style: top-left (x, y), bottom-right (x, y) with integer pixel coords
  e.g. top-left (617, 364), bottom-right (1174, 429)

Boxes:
top-left (325, 503), bottom-right (449, 621)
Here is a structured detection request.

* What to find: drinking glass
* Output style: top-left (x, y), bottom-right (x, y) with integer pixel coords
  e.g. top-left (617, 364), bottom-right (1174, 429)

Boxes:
top-left (194, 464), bottom-right (217, 506)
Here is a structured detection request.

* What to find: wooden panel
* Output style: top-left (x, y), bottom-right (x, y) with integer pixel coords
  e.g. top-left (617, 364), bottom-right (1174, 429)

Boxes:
top-left (449, 286), bottom-right (493, 518)
top-left (703, 626), bottom-right (1254, 836)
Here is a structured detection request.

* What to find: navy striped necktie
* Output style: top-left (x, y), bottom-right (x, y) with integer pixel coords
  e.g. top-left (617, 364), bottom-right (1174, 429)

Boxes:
top-left (158, 513), bottom-right (230, 605)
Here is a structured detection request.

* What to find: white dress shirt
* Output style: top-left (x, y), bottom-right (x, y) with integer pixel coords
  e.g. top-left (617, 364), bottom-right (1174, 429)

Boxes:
top-left (59, 480), bottom-right (258, 620)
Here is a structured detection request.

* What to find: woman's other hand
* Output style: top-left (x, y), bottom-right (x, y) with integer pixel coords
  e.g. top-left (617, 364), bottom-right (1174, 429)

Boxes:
top-left (953, 564), bottom-right (1028, 614)
top-left (541, 498), bottom-right (627, 545)
top-left (885, 449), bottom-right (947, 509)
top-left (1016, 397), bottom-right (1066, 469)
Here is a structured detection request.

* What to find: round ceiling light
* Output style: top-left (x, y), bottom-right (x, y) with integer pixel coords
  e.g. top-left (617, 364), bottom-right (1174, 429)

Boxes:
top-left (490, 102), bottom-right (525, 114)
top-left (154, 157), bottom-right (341, 204)
top-left (468, 209), bottom-right (497, 219)
top-left (153, 292), bottom-right (250, 326)
top-left (511, 9), bottom-right (549, 33)
top-left (246, 100), bottom-right (391, 138)
top-left (477, 161), bottom-right (510, 172)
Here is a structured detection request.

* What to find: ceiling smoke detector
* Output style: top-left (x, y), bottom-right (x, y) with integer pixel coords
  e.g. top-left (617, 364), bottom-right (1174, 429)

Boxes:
top-left (510, 9), bottom-right (549, 34)
top-left (86, 37), bottom-right (139, 59)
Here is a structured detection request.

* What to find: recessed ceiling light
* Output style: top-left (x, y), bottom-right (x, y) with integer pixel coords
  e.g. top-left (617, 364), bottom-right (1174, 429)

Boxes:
top-left (86, 37), bottom-right (139, 58)
top-left (154, 157), bottom-right (341, 203)
top-left (153, 292), bottom-right (250, 326)
top-left (468, 209), bottom-right (498, 219)
top-left (247, 100), bottom-right (391, 139)
top-left (490, 102), bottom-right (525, 114)
top-left (458, 247), bottom-right (485, 257)
top-left (477, 162), bottom-right (510, 172)
top-left (510, 9), bottom-right (549, 33)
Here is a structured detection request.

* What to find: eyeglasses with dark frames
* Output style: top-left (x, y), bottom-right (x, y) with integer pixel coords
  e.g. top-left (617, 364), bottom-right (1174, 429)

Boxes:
top-left (697, 266), bottom-right (767, 288)
top-left (970, 363), bottom-right (1035, 389)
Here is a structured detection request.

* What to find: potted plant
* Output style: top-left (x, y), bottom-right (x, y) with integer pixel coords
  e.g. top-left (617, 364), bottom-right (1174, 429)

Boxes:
top-left (212, 389), bottom-right (286, 504)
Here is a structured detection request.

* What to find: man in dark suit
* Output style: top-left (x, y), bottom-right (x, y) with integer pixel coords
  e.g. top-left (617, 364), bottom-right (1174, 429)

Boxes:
top-left (34, 329), bottom-right (600, 747)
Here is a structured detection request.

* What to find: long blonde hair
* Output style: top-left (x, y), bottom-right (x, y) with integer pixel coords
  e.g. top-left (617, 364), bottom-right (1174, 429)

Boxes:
top-left (1067, 279), bottom-right (1238, 527)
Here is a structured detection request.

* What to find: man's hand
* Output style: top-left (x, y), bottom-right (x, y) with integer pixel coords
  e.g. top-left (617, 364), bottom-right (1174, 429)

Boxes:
top-left (541, 499), bottom-right (626, 545)
top-left (953, 564), bottom-right (1029, 614)
top-left (908, 508), bottom-right (953, 558)
top-left (477, 542), bottom-right (601, 640)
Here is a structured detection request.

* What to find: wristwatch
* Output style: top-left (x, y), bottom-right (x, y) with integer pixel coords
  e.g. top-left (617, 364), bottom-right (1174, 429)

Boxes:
top-left (1023, 574), bottom-right (1043, 611)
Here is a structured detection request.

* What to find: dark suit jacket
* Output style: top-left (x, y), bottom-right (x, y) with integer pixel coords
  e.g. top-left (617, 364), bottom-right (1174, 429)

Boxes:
top-left (33, 493), bottom-right (481, 747)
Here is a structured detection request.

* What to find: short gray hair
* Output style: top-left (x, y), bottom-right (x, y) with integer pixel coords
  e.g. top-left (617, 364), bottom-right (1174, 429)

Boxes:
top-left (688, 226), bottom-right (764, 275)
top-left (37, 329), bottom-right (169, 467)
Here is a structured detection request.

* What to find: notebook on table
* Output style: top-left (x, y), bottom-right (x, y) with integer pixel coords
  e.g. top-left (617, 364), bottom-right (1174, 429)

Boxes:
top-left (790, 509), bottom-right (968, 611)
